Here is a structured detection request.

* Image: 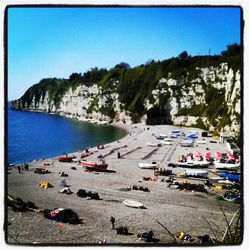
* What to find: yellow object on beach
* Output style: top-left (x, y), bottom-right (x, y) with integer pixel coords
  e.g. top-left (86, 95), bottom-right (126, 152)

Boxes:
top-left (215, 185), bottom-right (222, 190)
top-left (179, 232), bottom-right (185, 240)
top-left (39, 181), bottom-right (52, 189)
top-left (179, 171), bottom-right (185, 177)
top-left (213, 135), bottom-right (220, 140)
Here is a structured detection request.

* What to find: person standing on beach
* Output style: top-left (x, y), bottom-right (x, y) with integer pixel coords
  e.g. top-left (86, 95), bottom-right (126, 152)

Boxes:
top-left (17, 166), bottom-right (21, 174)
top-left (110, 217), bottom-right (115, 229)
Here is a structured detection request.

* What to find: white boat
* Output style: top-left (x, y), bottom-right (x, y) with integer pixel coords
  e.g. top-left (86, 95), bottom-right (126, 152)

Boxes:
top-left (161, 141), bottom-right (172, 145)
top-left (180, 140), bottom-right (194, 147)
top-left (214, 162), bottom-right (240, 169)
top-left (138, 162), bottom-right (158, 169)
top-left (163, 138), bottom-right (174, 141)
top-left (155, 134), bottom-right (168, 140)
top-left (168, 161), bottom-right (209, 168)
top-left (197, 140), bottom-right (207, 144)
top-left (185, 169), bottom-right (208, 178)
top-left (123, 199), bottom-right (144, 208)
top-left (146, 142), bottom-right (160, 147)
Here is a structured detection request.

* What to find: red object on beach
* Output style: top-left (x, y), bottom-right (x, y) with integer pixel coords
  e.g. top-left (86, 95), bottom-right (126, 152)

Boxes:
top-left (58, 156), bottom-right (73, 162)
top-left (80, 160), bottom-right (108, 170)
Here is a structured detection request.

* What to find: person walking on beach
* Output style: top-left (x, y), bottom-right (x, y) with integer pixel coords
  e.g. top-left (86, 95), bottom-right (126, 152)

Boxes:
top-left (17, 166), bottom-right (21, 174)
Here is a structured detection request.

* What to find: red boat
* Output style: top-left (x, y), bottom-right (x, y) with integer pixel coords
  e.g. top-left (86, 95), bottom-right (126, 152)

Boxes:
top-left (80, 159), bottom-right (108, 170)
top-left (58, 156), bottom-right (73, 162)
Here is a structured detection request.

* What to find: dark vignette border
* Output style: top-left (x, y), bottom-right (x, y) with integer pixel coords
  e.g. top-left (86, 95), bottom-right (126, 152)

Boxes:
top-left (3, 4), bottom-right (244, 247)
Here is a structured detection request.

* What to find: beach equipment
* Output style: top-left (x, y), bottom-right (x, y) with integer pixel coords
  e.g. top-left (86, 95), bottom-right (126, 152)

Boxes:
top-left (123, 199), bottom-right (144, 208)
top-left (34, 168), bottom-right (51, 174)
top-left (43, 208), bottom-right (80, 224)
top-left (138, 162), bottom-right (158, 169)
top-left (39, 181), bottom-right (53, 189)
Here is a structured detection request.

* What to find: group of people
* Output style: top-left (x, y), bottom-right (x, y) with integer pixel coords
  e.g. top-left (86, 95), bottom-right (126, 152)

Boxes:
top-left (17, 163), bottom-right (29, 173)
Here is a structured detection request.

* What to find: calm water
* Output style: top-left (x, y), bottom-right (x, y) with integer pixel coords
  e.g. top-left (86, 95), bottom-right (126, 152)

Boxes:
top-left (7, 104), bottom-right (127, 164)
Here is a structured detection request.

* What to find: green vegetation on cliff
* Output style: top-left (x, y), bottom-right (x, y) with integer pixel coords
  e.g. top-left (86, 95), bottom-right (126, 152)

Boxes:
top-left (15, 43), bottom-right (240, 128)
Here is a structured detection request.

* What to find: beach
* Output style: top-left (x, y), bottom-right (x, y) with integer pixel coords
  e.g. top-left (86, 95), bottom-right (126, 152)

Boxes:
top-left (6, 123), bottom-right (240, 245)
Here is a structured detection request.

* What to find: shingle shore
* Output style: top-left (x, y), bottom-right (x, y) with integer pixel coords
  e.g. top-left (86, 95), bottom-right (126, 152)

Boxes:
top-left (6, 123), bottom-right (240, 245)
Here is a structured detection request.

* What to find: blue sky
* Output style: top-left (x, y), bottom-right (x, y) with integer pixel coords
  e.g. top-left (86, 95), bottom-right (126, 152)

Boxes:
top-left (7, 6), bottom-right (241, 100)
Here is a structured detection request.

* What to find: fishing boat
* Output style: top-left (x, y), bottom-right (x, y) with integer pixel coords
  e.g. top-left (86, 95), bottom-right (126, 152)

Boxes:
top-left (161, 141), bottom-right (173, 145)
top-left (155, 134), bottom-right (168, 140)
top-left (214, 161), bottom-right (240, 170)
top-left (185, 169), bottom-right (208, 178)
top-left (123, 199), bottom-right (144, 208)
top-left (138, 162), bottom-right (158, 169)
top-left (180, 139), bottom-right (194, 147)
top-left (169, 130), bottom-right (182, 138)
top-left (80, 159), bottom-right (108, 170)
top-left (146, 142), bottom-right (160, 147)
top-left (58, 156), bottom-right (73, 162)
top-left (168, 161), bottom-right (209, 168)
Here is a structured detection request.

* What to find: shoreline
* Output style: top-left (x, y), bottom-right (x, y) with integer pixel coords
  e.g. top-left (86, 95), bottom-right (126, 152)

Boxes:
top-left (8, 108), bottom-right (132, 165)
top-left (7, 122), bottom-right (241, 245)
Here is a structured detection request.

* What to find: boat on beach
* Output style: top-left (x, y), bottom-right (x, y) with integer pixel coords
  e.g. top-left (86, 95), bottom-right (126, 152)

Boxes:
top-left (214, 161), bottom-right (240, 170)
top-left (168, 161), bottom-right (210, 168)
top-left (80, 159), bottom-right (108, 170)
top-left (146, 142), bottom-right (160, 147)
top-left (123, 199), bottom-right (144, 208)
top-left (58, 156), bottom-right (73, 162)
top-left (138, 162), bottom-right (159, 169)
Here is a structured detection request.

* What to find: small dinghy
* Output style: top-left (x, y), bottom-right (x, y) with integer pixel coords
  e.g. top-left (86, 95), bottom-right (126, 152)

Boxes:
top-left (138, 162), bottom-right (158, 169)
top-left (123, 199), bottom-right (144, 208)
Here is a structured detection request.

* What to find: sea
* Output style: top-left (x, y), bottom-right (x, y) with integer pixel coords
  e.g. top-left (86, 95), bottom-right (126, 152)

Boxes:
top-left (7, 102), bottom-right (127, 164)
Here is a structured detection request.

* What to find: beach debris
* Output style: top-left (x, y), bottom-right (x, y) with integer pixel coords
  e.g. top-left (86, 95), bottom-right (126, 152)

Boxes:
top-left (198, 234), bottom-right (214, 244)
top-left (59, 171), bottom-right (68, 177)
top-left (142, 176), bottom-right (158, 181)
top-left (76, 189), bottom-right (100, 200)
top-left (39, 181), bottom-right (53, 189)
top-left (43, 162), bottom-right (50, 166)
top-left (43, 208), bottom-right (80, 224)
top-left (71, 166), bottom-right (77, 170)
top-left (217, 189), bottom-right (241, 203)
top-left (154, 167), bottom-right (172, 176)
top-left (168, 182), bottom-right (208, 193)
top-left (137, 230), bottom-right (154, 242)
top-left (8, 195), bottom-right (41, 212)
top-left (34, 168), bottom-right (51, 174)
top-left (116, 226), bottom-right (129, 235)
top-left (130, 184), bottom-right (149, 192)
top-left (59, 187), bottom-right (73, 195)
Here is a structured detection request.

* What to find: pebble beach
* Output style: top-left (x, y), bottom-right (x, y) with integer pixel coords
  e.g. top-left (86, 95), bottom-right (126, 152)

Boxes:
top-left (6, 123), bottom-right (241, 245)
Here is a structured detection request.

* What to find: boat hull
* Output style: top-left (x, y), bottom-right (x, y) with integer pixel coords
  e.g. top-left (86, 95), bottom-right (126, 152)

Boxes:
top-left (123, 199), bottom-right (144, 208)
top-left (58, 156), bottom-right (73, 162)
top-left (80, 161), bottom-right (108, 170)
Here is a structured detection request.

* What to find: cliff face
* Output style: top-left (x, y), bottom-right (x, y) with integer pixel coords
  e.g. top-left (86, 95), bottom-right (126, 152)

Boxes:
top-left (11, 62), bottom-right (241, 136)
